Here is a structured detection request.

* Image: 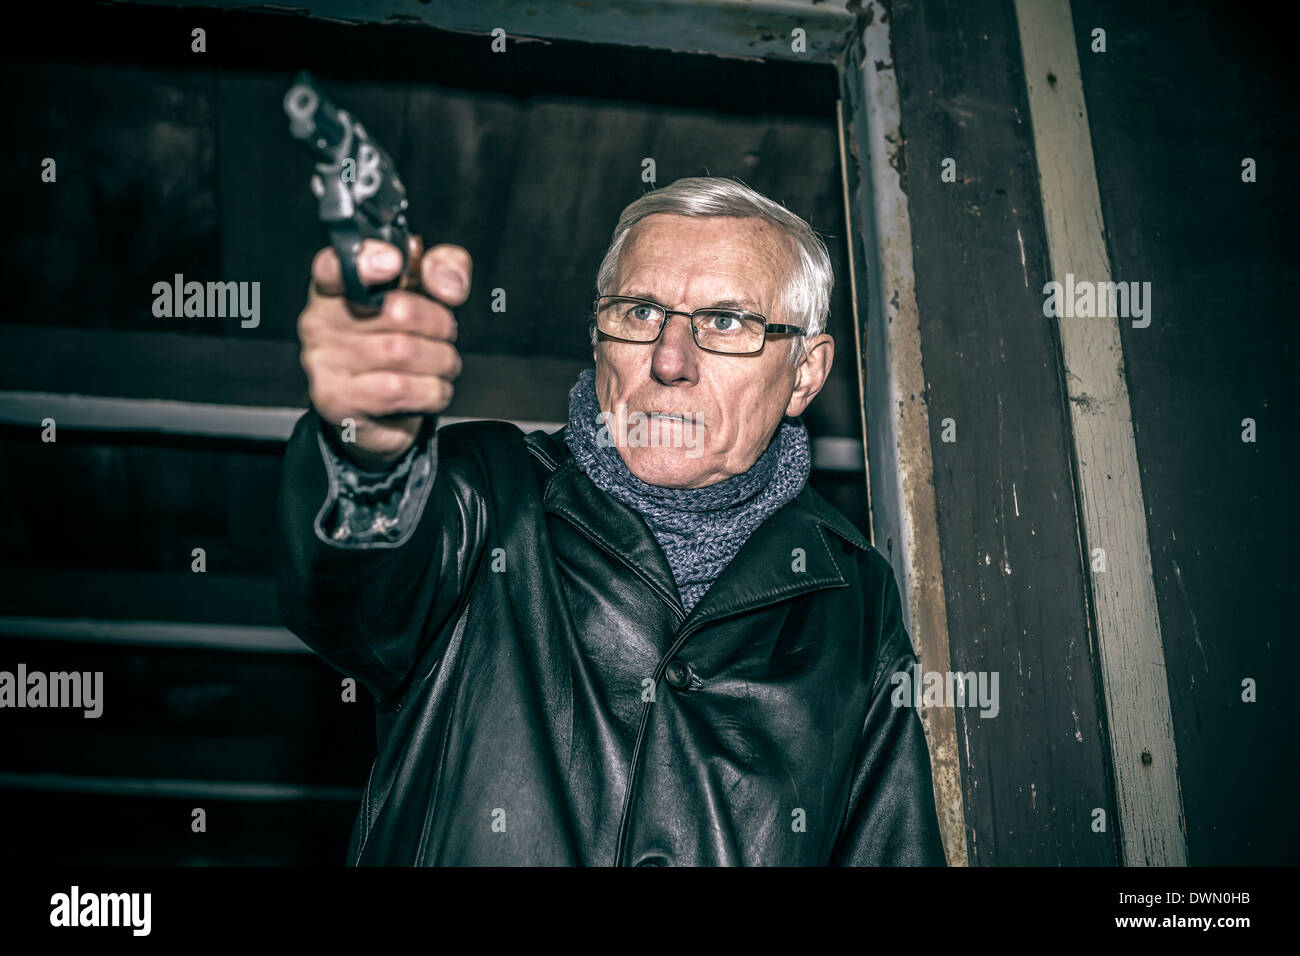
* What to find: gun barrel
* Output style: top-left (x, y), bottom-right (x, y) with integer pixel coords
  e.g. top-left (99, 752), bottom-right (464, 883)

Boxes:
top-left (283, 71), bottom-right (348, 162)
top-left (284, 70), bottom-right (417, 307)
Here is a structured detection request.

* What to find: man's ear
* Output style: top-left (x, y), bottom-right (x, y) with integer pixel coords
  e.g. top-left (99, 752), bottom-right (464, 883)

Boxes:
top-left (785, 334), bottom-right (834, 418)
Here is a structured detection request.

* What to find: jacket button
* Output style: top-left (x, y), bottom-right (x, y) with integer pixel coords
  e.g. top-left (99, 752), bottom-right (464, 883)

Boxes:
top-left (664, 659), bottom-right (693, 690)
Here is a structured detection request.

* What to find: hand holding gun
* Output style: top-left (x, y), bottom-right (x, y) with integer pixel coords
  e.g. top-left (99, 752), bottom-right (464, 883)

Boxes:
top-left (285, 72), bottom-right (472, 469)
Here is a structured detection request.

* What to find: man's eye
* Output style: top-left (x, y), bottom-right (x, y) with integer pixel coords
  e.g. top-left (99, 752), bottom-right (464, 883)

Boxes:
top-left (708, 312), bottom-right (742, 332)
top-left (628, 305), bottom-right (658, 321)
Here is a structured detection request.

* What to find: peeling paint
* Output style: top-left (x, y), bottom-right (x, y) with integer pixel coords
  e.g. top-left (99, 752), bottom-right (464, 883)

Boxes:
top-left (115, 0), bottom-right (863, 63)
top-left (1069, 393), bottom-right (1099, 414)
top-left (1171, 559), bottom-right (1209, 675)
top-left (1018, 0), bottom-right (1187, 865)
top-left (1017, 227), bottom-right (1028, 288)
top-left (845, 0), bottom-right (966, 867)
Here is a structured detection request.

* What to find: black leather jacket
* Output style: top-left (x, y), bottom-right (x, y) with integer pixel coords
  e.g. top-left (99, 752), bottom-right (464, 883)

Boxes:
top-left (276, 409), bottom-right (948, 866)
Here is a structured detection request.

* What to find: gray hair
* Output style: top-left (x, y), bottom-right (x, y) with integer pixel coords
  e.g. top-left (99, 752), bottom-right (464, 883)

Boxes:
top-left (591, 177), bottom-right (833, 365)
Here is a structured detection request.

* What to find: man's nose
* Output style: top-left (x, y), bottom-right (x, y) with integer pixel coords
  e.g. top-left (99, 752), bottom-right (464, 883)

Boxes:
top-left (650, 312), bottom-right (700, 386)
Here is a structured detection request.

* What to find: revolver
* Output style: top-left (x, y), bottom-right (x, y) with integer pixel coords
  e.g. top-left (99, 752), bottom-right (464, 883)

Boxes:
top-left (283, 71), bottom-right (423, 309)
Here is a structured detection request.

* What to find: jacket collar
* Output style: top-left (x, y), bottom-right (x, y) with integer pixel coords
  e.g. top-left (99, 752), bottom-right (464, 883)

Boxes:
top-left (526, 428), bottom-right (869, 626)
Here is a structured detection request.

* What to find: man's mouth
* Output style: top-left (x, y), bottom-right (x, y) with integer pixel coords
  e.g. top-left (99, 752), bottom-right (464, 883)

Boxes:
top-left (647, 412), bottom-right (700, 425)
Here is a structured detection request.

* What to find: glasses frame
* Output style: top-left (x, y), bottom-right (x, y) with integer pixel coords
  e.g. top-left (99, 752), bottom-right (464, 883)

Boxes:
top-left (592, 294), bottom-right (807, 356)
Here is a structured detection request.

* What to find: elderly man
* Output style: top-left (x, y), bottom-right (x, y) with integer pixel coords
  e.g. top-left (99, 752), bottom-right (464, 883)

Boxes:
top-left (276, 177), bottom-right (947, 866)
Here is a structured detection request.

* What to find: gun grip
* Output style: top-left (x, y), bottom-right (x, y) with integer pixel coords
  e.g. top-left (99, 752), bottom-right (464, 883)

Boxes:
top-left (399, 234), bottom-right (425, 292)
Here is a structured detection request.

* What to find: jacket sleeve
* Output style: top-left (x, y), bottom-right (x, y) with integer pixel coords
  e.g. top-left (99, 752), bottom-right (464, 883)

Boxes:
top-left (275, 409), bottom-right (489, 705)
top-left (830, 565), bottom-right (949, 866)
top-left (314, 417), bottom-right (437, 549)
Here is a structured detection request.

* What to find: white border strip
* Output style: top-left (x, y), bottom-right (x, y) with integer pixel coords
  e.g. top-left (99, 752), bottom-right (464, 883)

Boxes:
top-left (1014, 0), bottom-right (1187, 865)
top-left (0, 391), bottom-right (866, 471)
top-left (0, 391), bottom-right (558, 443)
top-left (842, 1), bottom-right (965, 866)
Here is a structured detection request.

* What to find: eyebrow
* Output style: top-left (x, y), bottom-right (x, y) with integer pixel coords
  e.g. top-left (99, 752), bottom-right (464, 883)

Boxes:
top-left (620, 290), bottom-right (763, 313)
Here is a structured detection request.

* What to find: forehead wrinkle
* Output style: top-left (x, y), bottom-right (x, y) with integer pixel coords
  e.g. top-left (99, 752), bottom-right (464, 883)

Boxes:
top-left (620, 287), bottom-right (763, 313)
top-left (618, 216), bottom-right (785, 314)
top-left (620, 263), bottom-right (771, 314)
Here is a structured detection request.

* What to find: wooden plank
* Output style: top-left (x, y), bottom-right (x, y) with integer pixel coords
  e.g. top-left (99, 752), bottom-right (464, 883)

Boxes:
top-left (0, 618), bottom-right (306, 653)
top-left (0, 570), bottom-right (280, 627)
top-left (836, 99), bottom-right (874, 546)
top-left (0, 392), bottom-right (864, 475)
top-left (0, 773), bottom-right (356, 802)
top-left (0, 790), bottom-right (359, 865)
top-left (1015, 0), bottom-right (1187, 865)
top-left (839, 1), bottom-right (965, 867)
top-left (0, 325), bottom-right (583, 420)
top-left (1073, 0), bottom-right (1299, 865)
top-left (0, 434), bottom-right (286, 580)
top-left (885, 0), bottom-right (1115, 864)
top-left (111, 0), bottom-right (860, 65)
top-left (0, 635), bottom-right (374, 785)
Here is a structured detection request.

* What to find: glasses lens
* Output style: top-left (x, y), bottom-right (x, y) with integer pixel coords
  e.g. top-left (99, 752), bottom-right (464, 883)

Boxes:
top-left (596, 297), bottom-right (664, 341)
top-left (693, 311), bottom-right (765, 354)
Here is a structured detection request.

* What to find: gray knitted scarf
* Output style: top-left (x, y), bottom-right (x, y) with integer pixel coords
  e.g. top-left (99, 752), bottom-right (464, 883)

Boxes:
top-left (564, 369), bottom-right (811, 613)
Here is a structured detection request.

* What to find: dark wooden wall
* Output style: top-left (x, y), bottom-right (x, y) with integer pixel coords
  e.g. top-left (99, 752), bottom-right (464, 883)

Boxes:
top-left (891, 0), bottom-right (1116, 865)
top-left (0, 2), bottom-right (860, 864)
top-left (1073, 0), bottom-right (1299, 864)
top-left (7, 0), bottom-right (1285, 869)
top-left (889, 0), bottom-right (1296, 864)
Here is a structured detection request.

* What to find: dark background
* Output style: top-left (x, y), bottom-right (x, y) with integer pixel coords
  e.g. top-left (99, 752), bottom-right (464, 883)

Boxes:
top-left (0, 1), bottom-right (861, 864)
top-left (892, 0), bottom-right (1298, 864)
top-left (1, 0), bottom-right (1295, 866)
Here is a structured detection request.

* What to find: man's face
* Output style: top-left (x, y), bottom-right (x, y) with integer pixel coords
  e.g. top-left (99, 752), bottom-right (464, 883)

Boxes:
top-left (593, 213), bottom-right (833, 489)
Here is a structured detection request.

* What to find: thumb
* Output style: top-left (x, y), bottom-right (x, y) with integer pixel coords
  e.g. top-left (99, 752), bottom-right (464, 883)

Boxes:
top-left (310, 239), bottom-right (405, 299)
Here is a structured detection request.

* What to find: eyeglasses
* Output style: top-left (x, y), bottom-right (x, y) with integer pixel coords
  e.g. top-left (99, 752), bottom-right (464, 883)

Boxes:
top-left (592, 295), bottom-right (806, 356)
